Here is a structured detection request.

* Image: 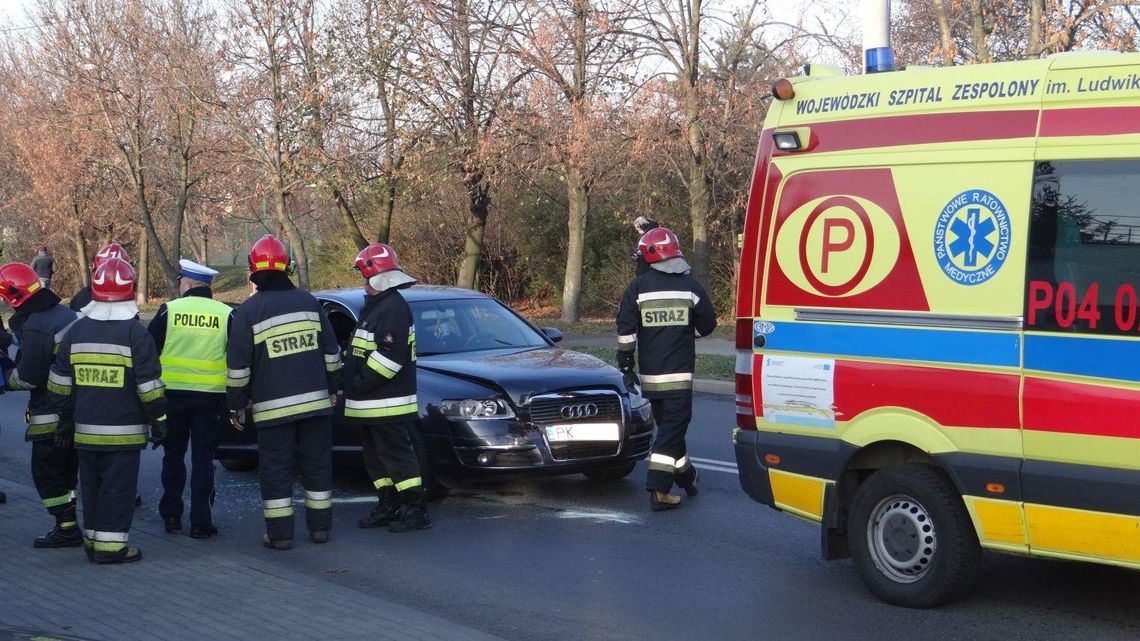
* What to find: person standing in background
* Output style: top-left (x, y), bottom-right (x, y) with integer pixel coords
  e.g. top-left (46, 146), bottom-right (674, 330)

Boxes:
top-left (31, 247), bottom-right (55, 290)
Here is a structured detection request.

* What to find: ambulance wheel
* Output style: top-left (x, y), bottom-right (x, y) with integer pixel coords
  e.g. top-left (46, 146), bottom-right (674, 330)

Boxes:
top-left (219, 457), bottom-right (258, 473)
top-left (848, 464), bottom-right (980, 608)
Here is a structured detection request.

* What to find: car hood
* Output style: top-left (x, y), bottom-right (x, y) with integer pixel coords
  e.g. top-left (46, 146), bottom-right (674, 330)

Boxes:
top-left (418, 347), bottom-right (624, 404)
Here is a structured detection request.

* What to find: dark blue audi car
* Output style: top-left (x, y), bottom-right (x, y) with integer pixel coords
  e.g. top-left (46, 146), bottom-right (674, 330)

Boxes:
top-left (217, 286), bottom-right (655, 495)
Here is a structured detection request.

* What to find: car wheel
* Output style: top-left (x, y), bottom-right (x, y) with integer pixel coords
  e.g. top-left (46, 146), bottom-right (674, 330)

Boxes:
top-left (582, 460), bottom-right (638, 482)
top-left (848, 464), bottom-right (981, 608)
top-left (219, 456), bottom-right (258, 473)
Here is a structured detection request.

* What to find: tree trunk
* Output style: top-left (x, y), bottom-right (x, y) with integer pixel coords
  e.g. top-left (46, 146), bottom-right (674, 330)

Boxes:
top-left (561, 166), bottom-right (589, 324)
top-left (273, 185), bottom-right (310, 289)
top-left (932, 0), bottom-right (955, 65)
top-left (687, 149), bottom-right (711, 284)
top-left (72, 220), bottom-right (90, 286)
top-left (136, 225), bottom-right (149, 305)
top-left (682, 0), bottom-right (710, 284)
top-left (970, 0), bottom-right (989, 63)
top-left (332, 186), bottom-right (369, 249)
top-left (456, 170), bottom-right (490, 289)
top-left (377, 180), bottom-right (397, 244)
top-left (1028, 0), bottom-right (1044, 58)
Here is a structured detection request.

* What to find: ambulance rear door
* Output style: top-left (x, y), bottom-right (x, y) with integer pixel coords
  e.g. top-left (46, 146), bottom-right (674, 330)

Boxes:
top-left (1020, 53), bottom-right (1140, 566)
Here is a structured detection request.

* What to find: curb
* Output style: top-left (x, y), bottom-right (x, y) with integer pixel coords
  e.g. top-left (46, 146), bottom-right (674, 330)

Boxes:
top-left (694, 379), bottom-right (733, 396)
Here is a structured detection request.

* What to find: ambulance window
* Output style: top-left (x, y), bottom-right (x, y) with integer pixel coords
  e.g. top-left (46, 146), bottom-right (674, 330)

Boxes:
top-left (1025, 160), bottom-right (1140, 335)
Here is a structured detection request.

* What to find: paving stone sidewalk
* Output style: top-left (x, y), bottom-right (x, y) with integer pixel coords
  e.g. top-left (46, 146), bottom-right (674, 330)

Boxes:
top-left (0, 478), bottom-right (502, 641)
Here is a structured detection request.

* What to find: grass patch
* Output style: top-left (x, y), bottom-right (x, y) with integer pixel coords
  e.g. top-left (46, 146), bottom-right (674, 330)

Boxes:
top-left (564, 344), bottom-right (734, 382)
top-left (534, 317), bottom-right (735, 340)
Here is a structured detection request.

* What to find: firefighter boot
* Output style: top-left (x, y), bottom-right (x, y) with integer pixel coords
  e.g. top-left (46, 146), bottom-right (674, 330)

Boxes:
top-left (357, 487), bottom-right (399, 529)
top-left (650, 490), bottom-right (682, 511)
top-left (680, 467), bottom-right (700, 497)
top-left (34, 505), bottom-right (83, 548)
top-left (0, 491), bottom-right (6, 504)
top-left (388, 492), bottom-right (431, 533)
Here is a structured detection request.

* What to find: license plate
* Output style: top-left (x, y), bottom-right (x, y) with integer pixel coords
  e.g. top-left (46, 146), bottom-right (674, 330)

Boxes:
top-left (545, 423), bottom-right (619, 442)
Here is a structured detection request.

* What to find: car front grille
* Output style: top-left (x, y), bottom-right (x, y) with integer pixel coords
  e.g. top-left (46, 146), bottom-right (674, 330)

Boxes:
top-left (549, 442), bottom-right (621, 461)
top-left (528, 394), bottom-right (623, 426)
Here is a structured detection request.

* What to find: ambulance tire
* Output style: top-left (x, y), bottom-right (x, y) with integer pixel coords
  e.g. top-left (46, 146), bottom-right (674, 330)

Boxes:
top-left (848, 464), bottom-right (981, 608)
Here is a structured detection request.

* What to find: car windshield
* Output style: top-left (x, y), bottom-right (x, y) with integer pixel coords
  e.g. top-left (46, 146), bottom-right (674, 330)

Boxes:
top-left (411, 298), bottom-right (549, 356)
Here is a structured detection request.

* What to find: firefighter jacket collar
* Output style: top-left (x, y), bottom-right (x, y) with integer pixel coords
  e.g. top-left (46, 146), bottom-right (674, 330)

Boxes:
top-left (650, 256), bottom-right (692, 275)
top-left (367, 270), bottom-right (416, 293)
top-left (83, 301), bottom-right (139, 321)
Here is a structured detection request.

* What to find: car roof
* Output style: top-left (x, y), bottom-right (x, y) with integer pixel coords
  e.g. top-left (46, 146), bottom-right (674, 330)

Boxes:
top-left (313, 284), bottom-right (490, 312)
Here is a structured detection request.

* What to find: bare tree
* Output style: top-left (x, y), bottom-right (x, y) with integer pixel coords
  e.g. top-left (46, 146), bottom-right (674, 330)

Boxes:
top-left (224, 0), bottom-right (315, 288)
top-left (499, 0), bottom-right (638, 322)
top-left (415, 0), bottom-right (523, 290)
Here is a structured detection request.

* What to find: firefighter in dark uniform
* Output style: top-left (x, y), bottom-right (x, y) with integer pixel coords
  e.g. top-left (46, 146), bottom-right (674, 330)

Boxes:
top-left (149, 259), bottom-right (231, 538)
top-left (46, 257), bottom-right (167, 563)
top-left (70, 243), bottom-right (130, 314)
top-left (616, 227), bottom-right (717, 510)
top-left (0, 263), bottom-right (80, 546)
top-left (345, 244), bottom-right (431, 533)
top-left (226, 235), bottom-right (342, 550)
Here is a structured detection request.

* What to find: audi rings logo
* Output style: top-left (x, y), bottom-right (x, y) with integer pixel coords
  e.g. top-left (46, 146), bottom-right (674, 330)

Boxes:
top-left (559, 403), bottom-right (599, 420)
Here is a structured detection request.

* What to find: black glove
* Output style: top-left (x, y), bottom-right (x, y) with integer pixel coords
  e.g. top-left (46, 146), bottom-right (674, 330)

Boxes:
top-left (55, 420), bottom-right (75, 449)
top-left (149, 418), bottom-right (167, 450)
top-left (229, 408), bottom-right (248, 431)
top-left (623, 372), bottom-right (640, 394)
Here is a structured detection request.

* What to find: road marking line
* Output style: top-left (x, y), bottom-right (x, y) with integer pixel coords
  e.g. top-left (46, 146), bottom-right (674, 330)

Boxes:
top-left (331, 496), bottom-right (379, 504)
top-left (557, 509), bottom-right (642, 525)
top-left (690, 456), bottom-right (737, 468)
top-left (695, 464), bottom-right (738, 475)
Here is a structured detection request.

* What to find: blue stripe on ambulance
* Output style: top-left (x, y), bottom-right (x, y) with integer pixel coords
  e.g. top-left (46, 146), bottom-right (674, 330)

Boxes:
top-left (761, 321), bottom-right (1020, 368)
top-left (1024, 334), bottom-right (1140, 383)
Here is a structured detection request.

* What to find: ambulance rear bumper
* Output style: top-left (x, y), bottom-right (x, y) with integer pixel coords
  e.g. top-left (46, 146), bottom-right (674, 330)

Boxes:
top-left (733, 429), bottom-right (774, 507)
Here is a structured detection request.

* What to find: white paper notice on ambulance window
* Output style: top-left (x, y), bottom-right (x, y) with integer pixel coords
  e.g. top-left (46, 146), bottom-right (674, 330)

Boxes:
top-left (761, 355), bottom-right (836, 429)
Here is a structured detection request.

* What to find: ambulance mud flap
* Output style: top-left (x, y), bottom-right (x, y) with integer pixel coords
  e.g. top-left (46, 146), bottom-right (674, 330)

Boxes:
top-left (820, 483), bottom-right (849, 560)
top-left (733, 432), bottom-right (773, 506)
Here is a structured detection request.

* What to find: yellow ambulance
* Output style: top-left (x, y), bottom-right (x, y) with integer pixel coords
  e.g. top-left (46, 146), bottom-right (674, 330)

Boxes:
top-left (733, 52), bottom-right (1140, 607)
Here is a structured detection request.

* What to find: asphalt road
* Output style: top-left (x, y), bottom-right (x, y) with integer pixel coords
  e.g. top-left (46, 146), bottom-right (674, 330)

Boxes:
top-left (2, 392), bottom-right (1140, 640)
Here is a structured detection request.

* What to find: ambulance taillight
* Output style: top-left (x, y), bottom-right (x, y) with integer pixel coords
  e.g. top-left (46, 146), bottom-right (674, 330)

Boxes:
top-left (735, 318), bottom-right (756, 429)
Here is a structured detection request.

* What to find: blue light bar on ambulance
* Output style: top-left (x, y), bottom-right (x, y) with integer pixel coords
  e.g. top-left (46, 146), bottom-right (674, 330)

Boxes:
top-left (865, 46), bottom-right (896, 74)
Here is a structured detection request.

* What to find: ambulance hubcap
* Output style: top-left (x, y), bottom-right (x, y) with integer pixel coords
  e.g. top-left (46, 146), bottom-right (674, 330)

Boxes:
top-left (867, 494), bottom-right (937, 583)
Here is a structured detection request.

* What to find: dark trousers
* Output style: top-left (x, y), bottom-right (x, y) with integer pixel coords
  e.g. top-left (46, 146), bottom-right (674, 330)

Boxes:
top-left (160, 394), bottom-right (225, 529)
top-left (256, 416), bottom-right (333, 541)
top-left (360, 420), bottom-right (424, 502)
top-left (646, 394), bottom-right (697, 492)
top-left (79, 449), bottom-right (141, 558)
top-left (31, 439), bottom-right (78, 527)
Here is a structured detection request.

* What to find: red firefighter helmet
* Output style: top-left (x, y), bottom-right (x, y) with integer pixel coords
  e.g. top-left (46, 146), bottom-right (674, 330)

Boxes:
top-left (93, 243), bottom-right (131, 270)
top-left (90, 257), bottom-right (136, 302)
top-left (353, 243), bottom-right (401, 279)
top-left (637, 227), bottom-right (683, 264)
top-left (0, 263), bottom-right (44, 308)
top-left (248, 234), bottom-right (290, 274)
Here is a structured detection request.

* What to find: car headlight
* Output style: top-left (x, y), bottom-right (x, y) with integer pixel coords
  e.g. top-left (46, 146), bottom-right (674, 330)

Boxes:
top-left (441, 398), bottom-right (516, 420)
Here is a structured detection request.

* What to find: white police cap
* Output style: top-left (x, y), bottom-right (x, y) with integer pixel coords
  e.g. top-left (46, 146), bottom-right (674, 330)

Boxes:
top-left (178, 259), bottom-right (219, 283)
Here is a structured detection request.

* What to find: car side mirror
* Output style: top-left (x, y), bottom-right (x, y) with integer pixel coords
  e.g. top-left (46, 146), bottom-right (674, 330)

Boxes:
top-left (541, 327), bottom-right (563, 344)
